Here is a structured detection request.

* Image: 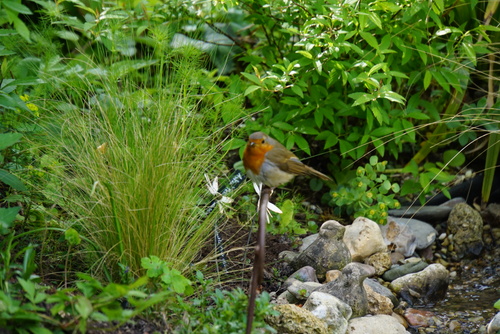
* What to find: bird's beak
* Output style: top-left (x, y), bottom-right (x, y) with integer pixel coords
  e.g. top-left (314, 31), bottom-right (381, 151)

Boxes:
top-left (249, 141), bottom-right (255, 147)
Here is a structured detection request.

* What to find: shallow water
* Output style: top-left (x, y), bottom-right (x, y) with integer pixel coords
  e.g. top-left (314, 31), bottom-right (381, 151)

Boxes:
top-left (410, 247), bottom-right (500, 333)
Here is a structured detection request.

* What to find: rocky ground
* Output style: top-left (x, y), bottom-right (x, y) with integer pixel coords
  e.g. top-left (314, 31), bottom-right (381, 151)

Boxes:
top-left (249, 200), bottom-right (500, 334)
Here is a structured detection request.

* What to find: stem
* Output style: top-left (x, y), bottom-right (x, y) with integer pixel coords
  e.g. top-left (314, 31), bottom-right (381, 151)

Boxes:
top-left (246, 186), bottom-right (271, 334)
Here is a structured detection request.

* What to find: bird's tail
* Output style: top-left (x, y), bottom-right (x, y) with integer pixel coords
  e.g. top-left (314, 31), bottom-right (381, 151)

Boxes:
top-left (305, 166), bottom-right (332, 181)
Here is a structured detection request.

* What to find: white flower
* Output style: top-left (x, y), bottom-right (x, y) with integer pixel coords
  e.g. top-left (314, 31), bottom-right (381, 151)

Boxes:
top-left (205, 174), bottom-right (234, 214)
top-left (252, 182), bottom-right (282, 223)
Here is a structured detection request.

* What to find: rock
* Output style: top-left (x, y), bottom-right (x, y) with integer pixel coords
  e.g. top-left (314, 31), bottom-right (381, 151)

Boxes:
top-left (388, 198), bottom-right (465, 222)
top-left (379, 219), bottom-right (417, 257)
top-left (390, 252), bottom-right (405, 264)
top-left (487, 311), bottom-right (500, 334)
top-left (482, 203), bottom-right (500, 228)
top-left (343, 217), bottom-right (387, 262)
top-left (283, 266), bottom-right (319, 290)
top-left (364, 252), bottom-right (392, 275)
top-left (303, 291), bottom-right (353, 334)
top-left (365, 283), bottom-right (394, 315)
top-left (290, 220), bottom-right (351, 279)
top-left (449, 319), bottom-right (461, 332)
top-left (382, 260), bottom-right (428, 282)
top-left (325, 269), bottom-right (341, 283)
top-left (276, 290), bottom-right (300, 304)
top-left (447, 203), bottom-right (484, 259)
top-left (364, 278), bottom-right (399, 307)
top-left (287, 281), bottom-right (323, 301)
top-left (403, 308), bottom-right (435, 327)
top-left (347, 314), bottom-right (410, 333)
top-left (265, 304), bottom-right (329, 334)
top-left (314, 262), bottom-right (374, 318)
top-left (389, 263), bottom-right (449, 305)
top-left (279, 250), bottom-right (299, 263)
top-left (386, 217), bottom-right (438, 250)
top-left (299, 233), bottom-right (319, 252)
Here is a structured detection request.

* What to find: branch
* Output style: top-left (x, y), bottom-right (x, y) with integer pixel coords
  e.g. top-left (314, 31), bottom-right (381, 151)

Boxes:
top-left (246, 185), bottom-right (272, 334)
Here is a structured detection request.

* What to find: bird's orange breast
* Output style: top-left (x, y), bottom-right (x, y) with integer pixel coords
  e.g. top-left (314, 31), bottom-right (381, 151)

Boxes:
top-left (243, 142), bottom-right (274, 175)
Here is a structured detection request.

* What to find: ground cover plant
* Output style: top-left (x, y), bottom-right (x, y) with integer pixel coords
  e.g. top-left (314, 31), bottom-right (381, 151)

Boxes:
top-left (0, 0), bottom-right (499, 332)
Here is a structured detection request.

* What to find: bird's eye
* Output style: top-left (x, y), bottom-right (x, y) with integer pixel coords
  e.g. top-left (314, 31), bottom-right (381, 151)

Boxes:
top-left (261, 139), bottom-right (265, 144)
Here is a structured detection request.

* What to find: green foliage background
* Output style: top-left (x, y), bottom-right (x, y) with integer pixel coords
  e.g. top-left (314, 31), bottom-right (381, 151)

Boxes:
top-left (0, 0), bottom-right (499, 331)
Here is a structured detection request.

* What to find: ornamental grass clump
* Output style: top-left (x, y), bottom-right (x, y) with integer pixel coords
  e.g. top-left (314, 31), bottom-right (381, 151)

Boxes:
top-left (40, 49), bottom-right (229, 280)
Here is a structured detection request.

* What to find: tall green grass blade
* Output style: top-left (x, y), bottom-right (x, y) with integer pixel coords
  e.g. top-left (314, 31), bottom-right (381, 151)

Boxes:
top-left (482, 132), bottom-right (500, 204)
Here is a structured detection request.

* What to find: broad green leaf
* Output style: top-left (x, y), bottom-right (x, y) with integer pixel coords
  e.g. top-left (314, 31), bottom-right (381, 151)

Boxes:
top-left (424, 71), bottom-right (432, 90)
top-left (296, 50), bottom-right (313, 59)
top-left (0, 206), bottom-right (20, 234)
top-left (291, 84), bottom-right (304, 98)
top-left (2, 1), bottom-right (33, 14)
top-left (349, 92), bottom-right (375, 106)
top-left (12, 17), bottom-right (31, 42)
top-left (0, 169), bottom-right (27, 191)
top-left (75, 296), bottom-right (93, 319)
top-left (381, 91), bottom-right (406, 104)
top-left (293, 134), bottom-right (310, 155)
top-left (443, 150), bottom-right (465, 167)
top-left (244, 85), bottom-right (260, 96)
top-left (0, 132), bottom-right (22, 150)
top-left (56, 30), bottom-right (80, 42)
top-left (241, 72), bottom-right (262, 86)
top-left (359, 31), bottom-right (379, 50)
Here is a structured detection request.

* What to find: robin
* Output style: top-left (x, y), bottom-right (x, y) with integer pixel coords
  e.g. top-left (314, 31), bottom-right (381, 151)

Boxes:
top-left (243, 131), bottom-right (332, 188)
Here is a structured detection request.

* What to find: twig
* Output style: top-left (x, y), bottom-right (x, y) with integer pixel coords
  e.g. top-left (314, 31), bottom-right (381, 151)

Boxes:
top-left (246, 185), bottom-right (272, 334)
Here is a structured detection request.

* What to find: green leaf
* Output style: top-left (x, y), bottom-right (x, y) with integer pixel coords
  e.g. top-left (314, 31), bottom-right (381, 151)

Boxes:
top-left (2, 1), bottom-right (33, 14)
top-left (75, 296), bottom-right (93, 319)
top-left (0, 206), bottom-right (20, 234)
top-left (241, 72), bottom-right (262, 86)
top-left (0, 132), bottom-right (22, 150)
top-left (349, 92), bottom-right (375, 106)
top-left (65, 228), bottom-right (82, 246)
top-left (359, 31), bottom-right (379, 50)
top-left (56, 30), bottom-right (80, 42)
top-left (293, 134), bottom-right (310, 155)
top-left (244, 85), bottom-right (261, 96)
top-left (443, 150), bottom-right (465, 167)
top-left (423, 70), bottom-right (432, 90)
top-left (291, 84), bottom-right (304, 98)
top-left (494, 299), bottom-right (500, 309)
top-left (381, 91), bottom-right (406, 104)
top-left (296, 50), bottom-right (313, 59)
top-left (12, 17), bottom-right (31, 42)
top-left (0, 169), bottom-right (27, 191)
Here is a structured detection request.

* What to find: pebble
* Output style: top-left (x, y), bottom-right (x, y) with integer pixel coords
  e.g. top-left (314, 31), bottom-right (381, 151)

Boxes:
top-left (449, 319), bottom-right (461, 332)
top-left (438, 232), bottom-right (447, 240)
top-left (404, 308), bottom-right (435, 327)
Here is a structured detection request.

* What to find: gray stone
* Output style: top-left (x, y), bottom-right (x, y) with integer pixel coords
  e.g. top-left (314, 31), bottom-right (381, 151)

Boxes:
top-left (283, 266), bottom-right (319, 290)
top-left (447, 203), bottom-right (483, 259)
top-left (364, 252), bottom-right (392, 276)
top-left (344, 217), bottom-right (388, 262)
top-left (389, 263), bottom-right (449, 305)
top-left (347, 314), bottom-right (410, 333)
top-left (487, 311), bottom-right (500, 334)
top-left (291, 220), bottom-right (351, 279)
top-left (265, 304), bottom-right (329, 334)
top-left (275, 290), bottom-right (299, 304)
top-left (380, 219), bottom-right (416, 257)
top-left (388, 206), bottom-right (453, 222)
top-left (314, 262), bottom-right (374, 318)
top-left (299, 233), bottom-right (319, 252)
top-left (303, 291), bottom-right (353, 334)
top-left (279, 250), bottom-right (299, 263)
top-left (386, 217), bottom-right (438, 250)
top-left (364, 278), bottom-right (399, 307)
top-left (365, 283), bottom-right (394, 315)
top-left (382, 260), bottom-right (429, 282)
top-left (287, 281), bottom-right (323, 301)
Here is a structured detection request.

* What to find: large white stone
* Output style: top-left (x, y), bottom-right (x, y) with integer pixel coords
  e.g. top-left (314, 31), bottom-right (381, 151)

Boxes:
top-left (347, 314), bottom-right (410, 333)
top-left (303, 291), bottom-right (352, 334)
top-left (343, 217), bottom-right (387, 262)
